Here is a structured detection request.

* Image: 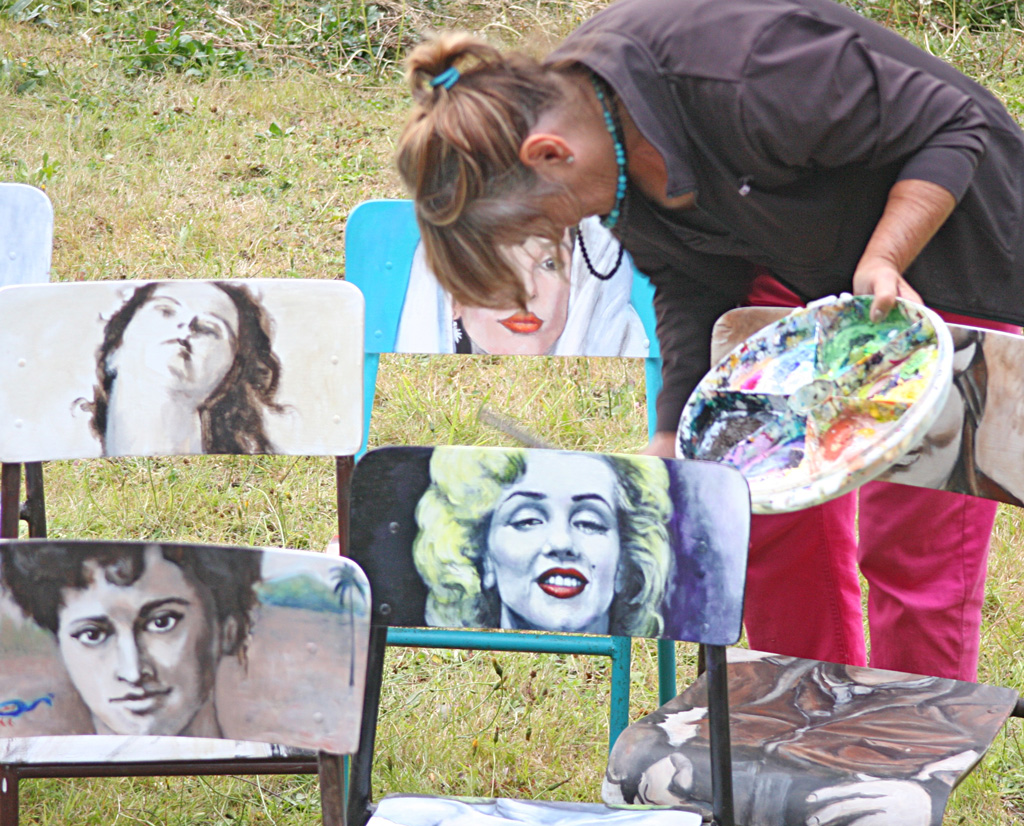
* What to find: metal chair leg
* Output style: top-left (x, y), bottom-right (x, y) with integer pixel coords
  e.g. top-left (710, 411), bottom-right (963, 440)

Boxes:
top-left (21, 462), bottom-right (46, 538)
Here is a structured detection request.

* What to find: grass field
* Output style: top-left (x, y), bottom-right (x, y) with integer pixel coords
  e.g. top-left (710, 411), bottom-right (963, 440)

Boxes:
top-left (2, 0), bottom-right (1024, 822)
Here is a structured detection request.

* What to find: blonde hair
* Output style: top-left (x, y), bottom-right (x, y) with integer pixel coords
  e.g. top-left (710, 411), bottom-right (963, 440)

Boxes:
top-left (413, 447), bottom-right (674, 636)
top-left (398, 33), bottom-right (573, 310)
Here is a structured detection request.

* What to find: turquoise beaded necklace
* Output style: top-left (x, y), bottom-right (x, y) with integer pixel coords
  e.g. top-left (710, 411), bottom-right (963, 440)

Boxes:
top-left (589, 72), bottom-right (628, 230)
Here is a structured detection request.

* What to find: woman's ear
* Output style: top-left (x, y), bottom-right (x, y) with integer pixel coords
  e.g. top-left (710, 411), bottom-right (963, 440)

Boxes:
top-left (219, 615), bottom-right (241, 655)
top-left (481, 554), bottom-right (496, 590)
top-left (615, 561), bottom-right (627, 595)
top-left (520, 133), bottom-right (574, 171)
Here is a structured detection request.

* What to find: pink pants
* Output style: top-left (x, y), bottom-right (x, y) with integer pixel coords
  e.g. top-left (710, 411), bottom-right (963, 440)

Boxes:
top-left (743, 276), bottom-right (1016, 681)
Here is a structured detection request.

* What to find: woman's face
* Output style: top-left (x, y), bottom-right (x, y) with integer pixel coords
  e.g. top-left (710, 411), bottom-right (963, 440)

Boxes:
top-left (56, 546), bottom-right (223, 736)
top-left (454, 235), bottom-right (571, 355)
top-left (484, 452), bottom-right (621, 633)
top-left (110, 283), bottom-right (240, 403)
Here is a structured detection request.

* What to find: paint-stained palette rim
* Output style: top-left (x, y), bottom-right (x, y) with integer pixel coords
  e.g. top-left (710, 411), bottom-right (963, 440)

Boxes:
top-left (677, 295), bottom-right (953, 514)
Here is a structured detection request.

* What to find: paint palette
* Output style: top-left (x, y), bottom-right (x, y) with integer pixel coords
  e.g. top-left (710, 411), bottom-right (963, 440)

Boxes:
top-left (678, 295), bottom-right (953, 513)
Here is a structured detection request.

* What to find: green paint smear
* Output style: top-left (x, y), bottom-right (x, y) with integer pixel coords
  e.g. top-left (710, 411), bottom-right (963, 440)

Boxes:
top-left (899, 347), bottom-right (933, 379)
top-left (819, 315), bottom-right (910, 374)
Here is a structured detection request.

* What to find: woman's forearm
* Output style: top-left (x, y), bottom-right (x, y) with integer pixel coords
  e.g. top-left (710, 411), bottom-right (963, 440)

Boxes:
top-left (853, 178), bottom-right (957, 321)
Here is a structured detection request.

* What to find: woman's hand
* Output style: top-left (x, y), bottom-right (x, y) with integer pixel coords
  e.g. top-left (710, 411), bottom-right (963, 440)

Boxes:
top-left (853, 178), bottom-right (955, 322)
top-left (804, 780), bottom-right (930, 826)
top-left (642, 431), bottom-right (677, 457)
top-left (852, 257), bottom-right (923, 322)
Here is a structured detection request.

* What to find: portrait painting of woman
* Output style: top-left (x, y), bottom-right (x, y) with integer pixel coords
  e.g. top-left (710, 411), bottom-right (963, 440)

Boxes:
top-left (82, 280), bottom-right (284, 457)
top-left (0, 278), bottom-right (364, 462)
top-left (412, 447), bottom-right (673, 636)
top-left (0, 542), bottom-right (261, 738)
top-left (395, 218), bottom-right (648, 358)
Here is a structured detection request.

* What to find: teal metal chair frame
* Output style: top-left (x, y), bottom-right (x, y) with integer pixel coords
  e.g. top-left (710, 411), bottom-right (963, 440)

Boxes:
top-left (344, 200), bottom-right (675, 746)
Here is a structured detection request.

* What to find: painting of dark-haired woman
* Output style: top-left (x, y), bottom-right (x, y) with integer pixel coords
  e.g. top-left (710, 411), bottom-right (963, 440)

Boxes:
top-left (0, 279), bottom-right (364, 461)
top-left (82, 281), bottom-right (283, 456)
top-left (0, 541), bottom-right (370, 758)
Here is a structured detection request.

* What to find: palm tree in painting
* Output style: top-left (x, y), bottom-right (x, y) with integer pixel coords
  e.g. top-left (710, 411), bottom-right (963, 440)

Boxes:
top-left (332, 563), bottom-right (368, 686)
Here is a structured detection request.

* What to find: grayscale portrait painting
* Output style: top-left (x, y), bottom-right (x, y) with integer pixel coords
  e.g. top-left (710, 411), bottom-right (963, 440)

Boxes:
top-left (0, 279), bottom-right (364, 461)
top-left (0, 541), bottom-right (369, 759)
top-left (348, 446), bottom-right (751, 646)
top-left (395, 218), bottom-right (649, 358)
top-left (604, 649), bottom-right (1017, 826)
top-left (711, 308), bottom-right (1024, 506)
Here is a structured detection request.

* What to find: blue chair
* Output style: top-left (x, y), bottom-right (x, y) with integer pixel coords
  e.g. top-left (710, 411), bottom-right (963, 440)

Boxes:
top-left (0, 183), bottom-right (54, 539)
top-left (344, 200), bottom-right (676, 745)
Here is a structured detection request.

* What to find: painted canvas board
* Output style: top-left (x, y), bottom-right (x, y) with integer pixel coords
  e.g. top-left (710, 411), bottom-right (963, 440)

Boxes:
top-left (605, 649), bottom-right (1017, 826)
top-left (394, 218), bottom-right (649, 358)
top-left (0, 541), bottom-right (369, 759)
top-left (711, 307), bottom-right (1024, 506)
top-left (349, 446), bottom-right (750, 647)
top-left (0, 279), bottom-right (364, 461)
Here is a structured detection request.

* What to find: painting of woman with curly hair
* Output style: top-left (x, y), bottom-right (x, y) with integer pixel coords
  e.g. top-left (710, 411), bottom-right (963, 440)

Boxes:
top-left (346, 446), bottom-right (749, 644)
top-left (0, 540), bottom-right (371, 757)
top-left (0, 278), bottom-right (365, 462)
top-left (83, 281), bottom-right (284, 456)
top-left (412, 447), bottom-right (673, 636)
top-left (1, 541), bottom-right (262, 738)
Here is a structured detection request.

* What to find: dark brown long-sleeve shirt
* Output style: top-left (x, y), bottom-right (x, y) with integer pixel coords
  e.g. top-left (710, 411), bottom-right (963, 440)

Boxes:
top-left (549, 0), bottom-right (1024, 432)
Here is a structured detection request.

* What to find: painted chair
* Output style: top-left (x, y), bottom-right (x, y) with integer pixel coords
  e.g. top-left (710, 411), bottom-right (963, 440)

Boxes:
top-left (0, 183), bottom-right (54, 539)
top-left (344, 445), bottom-right (1021, 826)
top-left (345, 444), bottom-right (749, 826)
top-left (599, 307), bottom-right (1024, 825)
top-left (0, 278), bottom-right (365, 825)
top-left (0, 538), bottom-right (369, 826)
top-left (343, 200), bottom-right (677, 747)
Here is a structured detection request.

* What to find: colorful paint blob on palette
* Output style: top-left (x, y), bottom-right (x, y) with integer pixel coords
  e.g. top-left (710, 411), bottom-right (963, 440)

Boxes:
top-left (678, 295), bottom-right (953, 514)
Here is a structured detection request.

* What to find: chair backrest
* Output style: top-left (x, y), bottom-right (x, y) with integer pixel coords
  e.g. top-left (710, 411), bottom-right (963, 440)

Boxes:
top-left (348, 445), bottom-right (748, 644)
top-left (0, 279), bottom-right (364, 463)
top-left (0, 539), bottom-right (368, 763)
top-left (345, 445), bottom-right (751, 824)
top-left (343, 199), bottom-right (663, 449)
top-left (710, 307), bottom-right (1024, 504)
top-left (0, 184), bottom-right (55, 539)
top-left (0, 183), bottom-right (53, 288)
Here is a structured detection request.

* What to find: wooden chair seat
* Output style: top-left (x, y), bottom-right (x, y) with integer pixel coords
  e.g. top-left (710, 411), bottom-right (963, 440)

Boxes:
top-left (369, 796), bottom-right (703, 825)
top-left (604, 649), bottom-right (1017, 826)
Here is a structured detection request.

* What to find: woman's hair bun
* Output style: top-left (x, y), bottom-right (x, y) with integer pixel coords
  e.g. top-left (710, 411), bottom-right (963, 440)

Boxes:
top-left (406, 32), bottom-right (503, 96)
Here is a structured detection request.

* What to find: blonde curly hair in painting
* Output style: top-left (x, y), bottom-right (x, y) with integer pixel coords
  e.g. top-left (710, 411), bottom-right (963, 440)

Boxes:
top-left (398, 34), bottom-right (575, 311)
top-left (413, 447), bottom-right (673, 636)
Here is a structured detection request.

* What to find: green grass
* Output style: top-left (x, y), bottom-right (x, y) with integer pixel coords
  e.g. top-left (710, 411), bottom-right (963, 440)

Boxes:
top-left (2, 0), bottom-right (1024, 822)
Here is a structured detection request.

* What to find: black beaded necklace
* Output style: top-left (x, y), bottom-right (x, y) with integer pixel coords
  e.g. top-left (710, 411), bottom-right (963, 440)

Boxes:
top-left (577, 72), bottom-right (628, 280)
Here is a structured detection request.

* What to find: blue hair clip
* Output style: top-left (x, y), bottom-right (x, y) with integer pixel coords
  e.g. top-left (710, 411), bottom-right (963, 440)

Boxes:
top-left (430, 67), bottom-right (460, 90)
